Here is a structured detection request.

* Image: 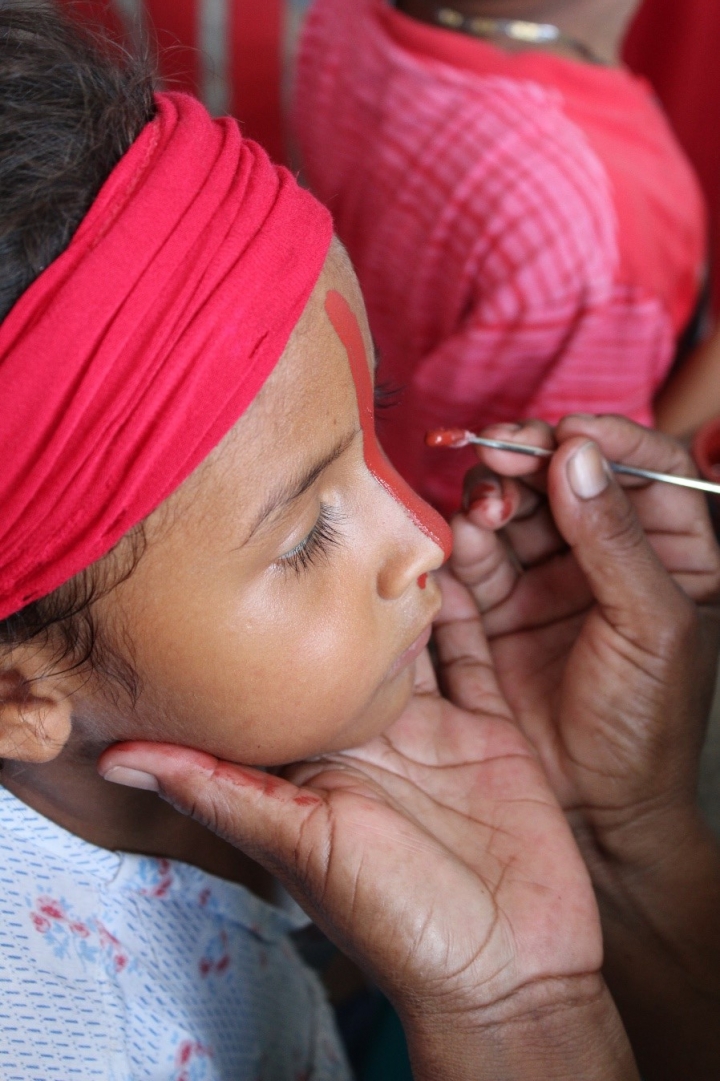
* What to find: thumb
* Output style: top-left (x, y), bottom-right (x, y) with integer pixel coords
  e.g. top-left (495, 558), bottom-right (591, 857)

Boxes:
top-left (97, 741), bottom-right (328, 883)
top-left (547, 438), bottom-right (690, 629)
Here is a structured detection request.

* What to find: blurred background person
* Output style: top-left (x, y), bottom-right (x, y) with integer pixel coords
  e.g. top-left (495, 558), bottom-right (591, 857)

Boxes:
top-left (626, 0), bottom-right (720, 320)
top-left (626, 0), bottom-right (720, 444)
top-left (293, 0), bottom-right (706, 516)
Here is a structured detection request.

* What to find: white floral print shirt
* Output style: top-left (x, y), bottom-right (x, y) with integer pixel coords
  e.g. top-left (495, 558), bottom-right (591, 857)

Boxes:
top-left (0, 785), bottom-right (350, 1081)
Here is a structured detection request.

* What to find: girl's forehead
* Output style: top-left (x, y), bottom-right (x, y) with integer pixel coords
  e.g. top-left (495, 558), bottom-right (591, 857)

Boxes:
top-left (162, 283), bottom-right (366, 543)
top-left (252, 286), bottom-right (365, 448)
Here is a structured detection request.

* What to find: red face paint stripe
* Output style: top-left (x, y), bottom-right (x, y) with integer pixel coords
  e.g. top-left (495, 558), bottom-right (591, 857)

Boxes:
top-left (324, 290), bottom-right (452, 560)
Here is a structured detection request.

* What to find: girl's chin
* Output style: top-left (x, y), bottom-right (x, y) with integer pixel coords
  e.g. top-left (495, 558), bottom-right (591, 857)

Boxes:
top-left (348, 670), bottom-right (417, 750)
top-left (215, 664), bottom-right (420, 767)
top-left (312, 672), bottom-right (416, 758)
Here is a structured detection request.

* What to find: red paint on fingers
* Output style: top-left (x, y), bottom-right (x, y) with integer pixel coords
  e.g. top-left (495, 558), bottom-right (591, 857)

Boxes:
top-left (467, 481), bottom-right (500, 507)
top-left (467, 482), bottom-right (517, 528)
top-left (215, 766), bottom-right (321, 808)
top-left (213, 763), bottom-right (289, 799)
top-left (325, 291), bottom-right (452, 560)
top-left (293, 794), bottom-right (323, 807)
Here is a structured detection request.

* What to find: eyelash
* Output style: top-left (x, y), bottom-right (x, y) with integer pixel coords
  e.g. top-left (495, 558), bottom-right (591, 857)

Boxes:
top-left (374, 379), bottom-right (402, 412)
top-left (278, 504), bottom-right (344, 575)
top-left (276, 380), bottom-right (391, 577)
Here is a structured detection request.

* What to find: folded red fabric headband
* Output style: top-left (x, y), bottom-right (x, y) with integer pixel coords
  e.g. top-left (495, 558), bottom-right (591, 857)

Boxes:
top-left (0, 92), bottom-right (333, 621)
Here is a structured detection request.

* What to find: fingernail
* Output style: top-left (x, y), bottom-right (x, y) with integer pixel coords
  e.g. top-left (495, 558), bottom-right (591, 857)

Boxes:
top-left (570, 413), bottom-right (597, 420)
top-left (492, 423), bottom-right (522, 435)
top-left (466, 479), bottom-right (501, 509)
top-left (567, 442), bottom-right (610, 500)
top-left (470, 496), bottom-right (506, 525)
top-left (102, 766), bottom-right (159, 792)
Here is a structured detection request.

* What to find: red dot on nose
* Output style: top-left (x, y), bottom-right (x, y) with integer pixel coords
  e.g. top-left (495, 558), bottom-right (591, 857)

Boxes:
top-left (418, 573), bottom-right (428, 590)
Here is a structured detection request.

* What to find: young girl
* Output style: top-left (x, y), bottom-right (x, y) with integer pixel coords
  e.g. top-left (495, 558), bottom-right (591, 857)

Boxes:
top-left (2, 5), bottom-right (720, 1081)
top-left (0, 4), bottom-right (455, 1076)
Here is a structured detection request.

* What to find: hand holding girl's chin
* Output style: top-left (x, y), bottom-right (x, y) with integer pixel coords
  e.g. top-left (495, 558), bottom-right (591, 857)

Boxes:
top-left (98, 582), bottom-right (613, 1038)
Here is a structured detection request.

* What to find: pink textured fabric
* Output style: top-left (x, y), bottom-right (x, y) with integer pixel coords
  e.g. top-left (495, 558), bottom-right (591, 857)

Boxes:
top-left (294, 0), bottom-right (706, 515)
top-left (0, 92), bottom-right (333, 620)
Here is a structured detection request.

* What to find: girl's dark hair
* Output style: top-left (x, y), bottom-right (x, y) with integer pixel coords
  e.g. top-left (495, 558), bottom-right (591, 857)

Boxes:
top-left (0, 0), bottom-right (157, 694)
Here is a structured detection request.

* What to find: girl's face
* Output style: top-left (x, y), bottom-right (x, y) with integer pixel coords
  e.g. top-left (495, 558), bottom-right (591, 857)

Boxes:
top-left (85, 246), bottom-right (449, 765)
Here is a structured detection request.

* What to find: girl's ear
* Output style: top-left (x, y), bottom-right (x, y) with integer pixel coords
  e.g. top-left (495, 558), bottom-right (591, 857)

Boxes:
top-left (0, 648), bottom-right (74, 762)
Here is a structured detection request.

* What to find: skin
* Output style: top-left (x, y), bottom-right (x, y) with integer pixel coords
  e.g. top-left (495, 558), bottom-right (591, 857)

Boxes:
top-left (396, 0), bottom-right (642, 66)
top-left (656, 325), bottom-right (720, 439)
top-left (100, 419), bottom-right (720, 1079)
top-left (453, 415), bottom-right (720, 1078)
top-left (2, 234), bottom-right (641, 1077)
top-left (0, 242), bottom-right (447, 866)
top-left (4, 238), bottom-right (720, 1075)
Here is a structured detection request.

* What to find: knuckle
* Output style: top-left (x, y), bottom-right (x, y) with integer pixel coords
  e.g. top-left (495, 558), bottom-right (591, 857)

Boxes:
top-left (453, 538), bottom-right (509, 587)
top-left (521, 417), bottom-right (555, 444)
top-left (701, 551), bottom-right (720, 602)
top-left (185, 791), bottom-right (217, 833)
top-left (597, 416), bottom-right (694, 476)
top-left (651, 591), bottom-right (699, 658)
top-left (596, 495), bottom-right (644, 553)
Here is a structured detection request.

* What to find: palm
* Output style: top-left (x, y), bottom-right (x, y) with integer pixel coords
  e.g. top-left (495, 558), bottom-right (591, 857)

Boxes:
top-left (281, 644), bottom-right (601, 1012)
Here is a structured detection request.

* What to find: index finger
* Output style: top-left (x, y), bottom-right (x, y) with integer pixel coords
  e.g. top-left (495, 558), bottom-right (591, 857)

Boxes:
top-left (472, 419), bottom-right (555, 481)
top-left (433, 569), bottom-right (514, 720)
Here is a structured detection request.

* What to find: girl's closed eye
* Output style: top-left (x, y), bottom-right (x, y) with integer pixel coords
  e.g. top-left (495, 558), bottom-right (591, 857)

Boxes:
top-left (277, 504), bottom-right (344, 575)
top-left (373, 378), bottom-right (401, 414)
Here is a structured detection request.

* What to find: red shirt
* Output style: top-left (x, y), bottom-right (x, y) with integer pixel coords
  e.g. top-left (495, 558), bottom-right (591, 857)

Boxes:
top-left (295, 0), bottom-right (707, 515)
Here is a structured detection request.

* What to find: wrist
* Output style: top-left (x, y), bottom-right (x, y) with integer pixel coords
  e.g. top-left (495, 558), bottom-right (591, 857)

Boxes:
top-left (590, 817), bottom-right (720, 1080)
top-left (399, 974), bottom-right (639, 1081)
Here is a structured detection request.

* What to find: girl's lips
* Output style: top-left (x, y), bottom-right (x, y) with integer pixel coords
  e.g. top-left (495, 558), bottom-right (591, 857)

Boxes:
top-left (388, 623), bottom-right (432, 679)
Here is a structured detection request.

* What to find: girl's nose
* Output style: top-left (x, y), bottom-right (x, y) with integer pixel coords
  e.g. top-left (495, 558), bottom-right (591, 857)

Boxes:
top-left (375, 491), bottom-right (449, 601)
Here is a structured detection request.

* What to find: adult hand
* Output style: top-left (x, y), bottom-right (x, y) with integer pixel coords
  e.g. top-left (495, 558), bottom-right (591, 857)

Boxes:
top-left (99, 582), bottom-right (637, 1081)
top-left (451, 415), bottom-right (720, 858)
top-left (449, 415), bottom-right (720, 1079)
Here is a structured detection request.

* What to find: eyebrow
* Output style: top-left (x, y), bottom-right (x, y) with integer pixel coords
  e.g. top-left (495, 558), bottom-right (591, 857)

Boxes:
top-left (241, 427), bottom-right (360, 545)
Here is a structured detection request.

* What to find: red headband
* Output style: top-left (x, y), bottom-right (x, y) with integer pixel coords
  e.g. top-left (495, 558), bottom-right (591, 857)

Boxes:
top-left (0, 93), bottom-right (333, 621)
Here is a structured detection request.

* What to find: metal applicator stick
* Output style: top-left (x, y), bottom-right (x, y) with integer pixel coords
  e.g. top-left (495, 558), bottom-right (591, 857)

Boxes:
top-left (427, 430), bottom-right (720, 497)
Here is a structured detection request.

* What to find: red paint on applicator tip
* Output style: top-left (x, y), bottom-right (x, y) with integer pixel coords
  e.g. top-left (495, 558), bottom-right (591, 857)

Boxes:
top-left (425, 428), bottom-right (473, 449)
